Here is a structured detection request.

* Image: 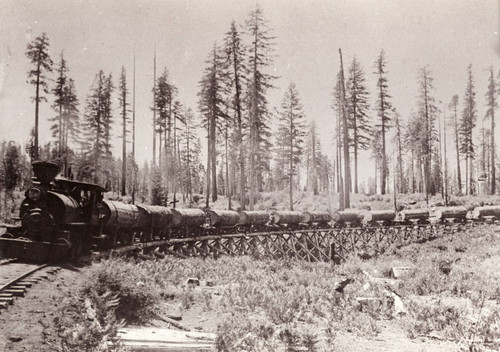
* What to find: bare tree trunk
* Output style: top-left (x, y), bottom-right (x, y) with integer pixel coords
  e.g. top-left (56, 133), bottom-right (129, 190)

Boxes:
top-left (339, 49), bottom-right (350, 209)
top-left (453, 103), bottom-right (462, 195)
top-left (34, 61), bottom-right (41, 160)
top-left (492, 97), bottom-right (496, 194)
top-left (312, 126), bottom-right (318, 195)
top-left (132, 48), bottom-right (136, 204)
top-left (206, 126), bottom-right (211, 208)
top-left (152, 49), bottom-right (157, 167)
top-left (225, 125), bottom-right (231, 209)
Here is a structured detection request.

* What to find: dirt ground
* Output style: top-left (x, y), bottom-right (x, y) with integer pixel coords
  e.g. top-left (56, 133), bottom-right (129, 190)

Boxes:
top-left (0, 264), bottom-right (83, 352)
top-left (1, 230), bottom-right (499, 352)
top-left (143, 289), bottom-right (467, 352)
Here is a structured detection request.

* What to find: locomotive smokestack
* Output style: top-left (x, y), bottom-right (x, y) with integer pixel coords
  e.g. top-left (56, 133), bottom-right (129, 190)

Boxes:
top-left (32, 161), bottom-right (60, 185)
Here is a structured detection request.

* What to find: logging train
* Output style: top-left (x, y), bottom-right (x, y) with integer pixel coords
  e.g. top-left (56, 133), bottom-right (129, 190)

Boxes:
top-left (1, 161), bottom-right (500, 262)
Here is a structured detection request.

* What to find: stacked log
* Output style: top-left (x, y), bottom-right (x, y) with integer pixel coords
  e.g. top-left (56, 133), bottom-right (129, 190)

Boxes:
top-left (270, 211), bottom-right (304, 225)
top-left (102, 200), bottom-right (140, 230)
top-left (238, 211), bottom-right (270, 225)
top-left (302, 211), bottom-right (332, 224)
top-left (170, 209), bottom-right (206, 227)
top-left (471, 205), bottom-right (500, 220)
top-left (332, 210), bottom-right (363, 225)
top-left (362, 210), bottom-right (396, 224)
top-left (206, 210), bottom-right (240, 227)
top-left (395, 208), bottom-right (430, 223)
top-left (429, 206), bottom-right (468, 222)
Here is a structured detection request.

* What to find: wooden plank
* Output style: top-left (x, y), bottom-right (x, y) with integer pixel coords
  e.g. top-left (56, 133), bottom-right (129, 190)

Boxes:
top-left (118, 327), bottom-right (215, 351)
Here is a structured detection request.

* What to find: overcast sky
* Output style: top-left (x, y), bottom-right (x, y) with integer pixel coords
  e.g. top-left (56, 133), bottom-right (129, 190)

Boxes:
top-left (0, 0), bottom-right (498, 178)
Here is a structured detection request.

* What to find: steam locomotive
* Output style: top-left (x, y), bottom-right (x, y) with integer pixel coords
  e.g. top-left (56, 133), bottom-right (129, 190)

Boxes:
top-left (0, 162), bottom-right (334, 262)
top-left (1, 161), bottom-right (500, 263)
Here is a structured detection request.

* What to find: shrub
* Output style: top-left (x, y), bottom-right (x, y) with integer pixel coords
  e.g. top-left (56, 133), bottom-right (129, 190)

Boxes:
top-left (80, 258), bottom-right (161, 323)
top-left (54, 290), bottom-right (128, 352)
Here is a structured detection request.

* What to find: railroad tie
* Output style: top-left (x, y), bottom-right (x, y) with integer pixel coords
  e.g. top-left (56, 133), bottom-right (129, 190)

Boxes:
top-left (4, 289), bottom-right (24, 297)
top-left (16, 281), bottom-right (32, 288)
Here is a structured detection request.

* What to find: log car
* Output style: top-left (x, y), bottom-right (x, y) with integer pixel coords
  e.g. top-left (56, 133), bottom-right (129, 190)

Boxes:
top-left (238, 211), bottom-right (270, 232)
top-left (170, 208), bottom-right (207, 237)
top-left (429, 206), bottom-right (468, 223)
top-left (269, 211), bottom-right (304, 230)
top-left (332, 210), bottom-right (363, 227)
top-left (301, 211), bottom-right (332, 228)
top-left (471, 205), bottom-right (500, 221)
top-left (395, 208), bottom-right (431, 224)
top-left (362, 210), bottom-right (396, 226)
top-left (136, 205), bottom-right (173, 241)
top-left (101, 200), bottom-right (140, 246)
top-left (206, 210), bottom-right (240, 234)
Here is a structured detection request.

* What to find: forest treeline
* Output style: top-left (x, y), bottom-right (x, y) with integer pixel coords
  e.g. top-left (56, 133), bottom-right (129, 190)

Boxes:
top-left (3, 5), bottom-right (499, 212)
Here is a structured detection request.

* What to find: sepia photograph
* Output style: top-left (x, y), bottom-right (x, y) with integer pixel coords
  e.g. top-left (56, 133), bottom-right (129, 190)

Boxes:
top-left (0, 0), bottom-right (499, 351)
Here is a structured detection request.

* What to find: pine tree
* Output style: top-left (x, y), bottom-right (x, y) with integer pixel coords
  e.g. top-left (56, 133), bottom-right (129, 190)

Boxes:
top-left (485, 67), bottom-right (497, 194)
top-left (338, 49), bottom-right (351, 208)
top-left (198, 43), bottom-right (227, 206)
top-left (26, 33), bottom-right (53, 160)
top-left (82, 70), bottom-right (114, 183)
top-left (459, 64), bottom-right (477, 195)
top-left (1, 142), bottom-right (21, 217)
top-left (392, 110), bottom-right (405, 193)
top-left (416, 66), bottom-right (439, 201)
top-left (118, 66), bottom-right (129, 196)
top-left (276, 82), bottom-right (306, 210)
top-left (404, 112), bottom-right (425, 193)
top-left (245, 5), bottom-right (277, 209)
top-left (51, 52), bottom-right (68, 156)
top-left (154, 69), bottom-right (178, 196)
top-left (179, 108), bottom-right (198, 203)
top-left (347, 56), bottom-right (371, 193)
top-left (150, 168), bottom-right (167, 206)
top-left (223, 20), bottom-right (248, 209)
top-left (331, 72), bottom-right (344, 195)
top-left (304, 121), bottom-right (321, 195)
top-left (373, 50), bottom-right (392, 194)
top-left (448, 95), bottom-right (461, 195)
top-left (50, 53), bottom-right (79, 177)
top-left (61, 79), bottom-right (80, 177)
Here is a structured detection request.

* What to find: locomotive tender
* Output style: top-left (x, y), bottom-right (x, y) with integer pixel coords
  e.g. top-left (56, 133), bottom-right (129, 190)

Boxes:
top-left (1, 161), bottom-right (500, 263)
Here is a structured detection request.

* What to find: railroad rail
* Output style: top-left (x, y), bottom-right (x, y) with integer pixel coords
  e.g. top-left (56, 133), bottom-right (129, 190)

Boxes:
top-left (107, 221), bottom-right (474, 263)
top-left (0, 262), bottom-right (59, 310)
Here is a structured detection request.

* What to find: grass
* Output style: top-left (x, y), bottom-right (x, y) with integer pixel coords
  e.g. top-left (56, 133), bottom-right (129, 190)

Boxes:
top-left (51, 215), bottom-right (500, 351)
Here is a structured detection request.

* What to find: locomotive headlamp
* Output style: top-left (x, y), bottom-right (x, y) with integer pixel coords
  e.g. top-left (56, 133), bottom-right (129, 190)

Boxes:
top-left (28, 187), bottom-right (42, 201)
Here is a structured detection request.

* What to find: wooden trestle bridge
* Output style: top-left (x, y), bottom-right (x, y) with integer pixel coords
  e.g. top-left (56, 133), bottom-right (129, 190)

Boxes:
top-left (129, 222), bottom-right (469, 263)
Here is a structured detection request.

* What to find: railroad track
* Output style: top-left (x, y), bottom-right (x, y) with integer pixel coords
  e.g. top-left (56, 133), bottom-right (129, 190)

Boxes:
top-left (0, 261), bottom-right (60, 310)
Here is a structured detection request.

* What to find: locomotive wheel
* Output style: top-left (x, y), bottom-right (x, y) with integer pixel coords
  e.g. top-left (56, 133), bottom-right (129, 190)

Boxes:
top-left (0, 233), bottom-right (14, 238)
top-left (68, 235), bottom-right (83, 261)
